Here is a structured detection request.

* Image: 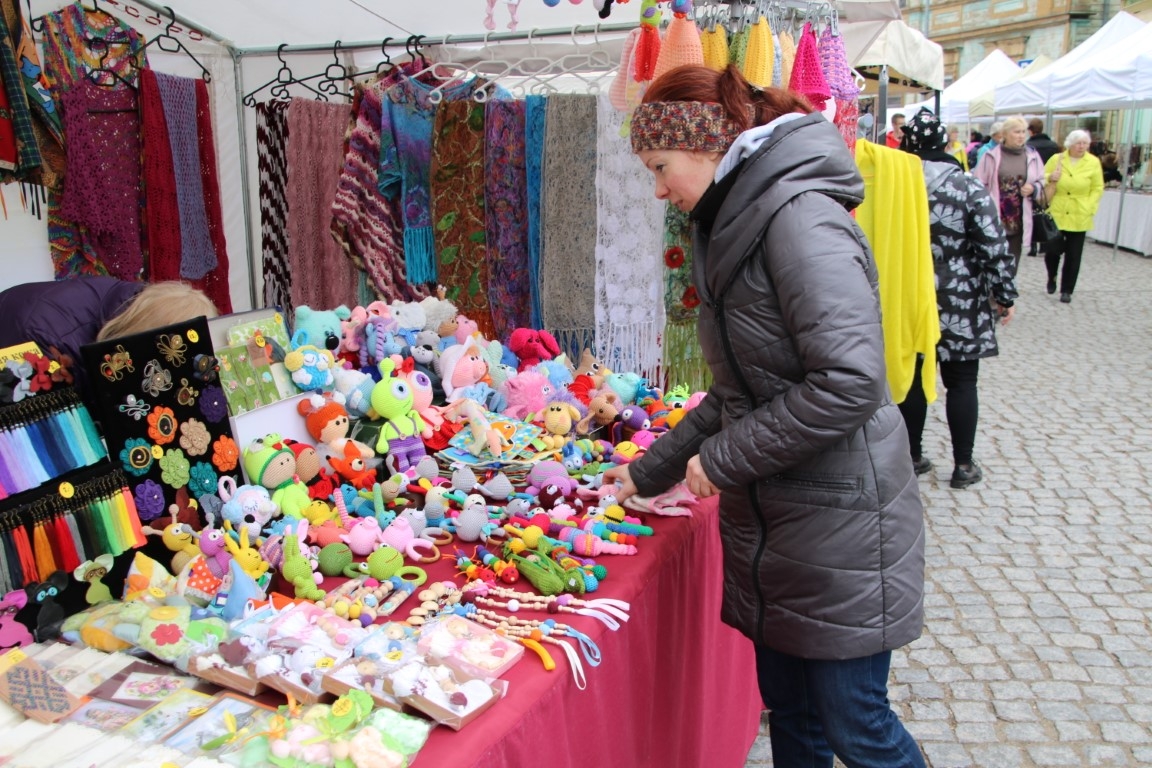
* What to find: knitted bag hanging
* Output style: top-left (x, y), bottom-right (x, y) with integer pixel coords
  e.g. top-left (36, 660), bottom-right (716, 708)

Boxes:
top-left (609, 28), bottom-right (641, 110)
top-left (788, 22), bottom-right (830, 111)
top-left (818, 24), bottom-right (858, 100)
top-left (742, 16), bottom-right (774, 88)
top-left (653, 15), bottom-right (704, 82)
top-left (484, 98), bottom-right (532, 341)
top-left (256, 102), bottom-right (292, 315)
top-left (431, 99), bottom-right (496, 339)
top-left (728, 26), bottom-right (749, 71)
top-left (700, 25), bottom-right (729, 72)
top-left (777, 29), bottom-right (797, 94)
top-left (632, 0), bottom-right (661, 82)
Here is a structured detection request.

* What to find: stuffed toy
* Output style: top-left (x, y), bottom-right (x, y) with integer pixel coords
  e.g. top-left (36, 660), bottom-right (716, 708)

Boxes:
top-left (403, 330), bottom-right (445, 403)
top-left (442, 399), bottom-right (510, 458)
top-left (479, 339), bottom-right (517, 392)
top-left (574, 348), bottom-right (609, 382)
top-left (26, 571), bottom-right (70, 641)
top-left (243, 434), bottom-right (313, 518)
top-left (540, 401), bottom-right (583, 450)
top-left (222, 522), bottom-right (270, 581)
top-left (395, 357), bottom-right (443, 439)
top-left (141, 509), bottom-right (201, 575)
top-left (328, 442), bottom-right (378, 491)
top-left (576, 391), bottom-right (621, 435)
top-left (331, 366), bottom-right (376, 420)
top-left (294, 305), bottom-right (351, 356)
top-left (390, 300), bottom-right (427, 346)
top-left (0, 590), bottom-right (33, 650)
top-left (419, 291), bottom-right (459, 336)
top-left (361, 316), bottom-right (404, 368)
top-left (453, 314), bottom-right (480, 344)
top-left (370, 359), bottom-right (428, 473)
top-left (297, 392), bottom-right (374, 461)
top-left (284, 329), bottom-right (336, 391)
top-left (72, 554), bottom-right (116, 605)
top-left (611, 404), bottom-right (653, 444)
top-left (534, 358), bottom-right (575, 391)
top-left (604, 371), bottom-right (644, 405)
top-left (525, 460), bottom-right (581, 497)
top-left (500, 370), bottom-right (556, 421)
top-left (338, 306), bottom-right (369, 366)
top-left (437, 342), bottom-right (491, 403)
top-left (217, 476), bottom-right (279, 543)
top-left (508, 328), bottom-right (560, 371)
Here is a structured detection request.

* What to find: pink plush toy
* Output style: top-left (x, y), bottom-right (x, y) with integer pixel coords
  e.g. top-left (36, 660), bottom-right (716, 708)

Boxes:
top-left (500, 370), bottom-right (555, 421)
top-left (454, 314), bottom-right (480, 344)
top-left (0, 590), bottom-right (33, 649)
top-left (509, 328), bottom-right (561, 371)
top-left (341, 517), bottom-right (386, 557)
top-left (436, 343), bottom-right (491, 402)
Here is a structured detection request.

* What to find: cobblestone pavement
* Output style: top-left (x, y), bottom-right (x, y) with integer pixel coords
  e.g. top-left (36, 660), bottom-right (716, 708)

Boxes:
top-left (744, 242), bottom-right (1152, 767)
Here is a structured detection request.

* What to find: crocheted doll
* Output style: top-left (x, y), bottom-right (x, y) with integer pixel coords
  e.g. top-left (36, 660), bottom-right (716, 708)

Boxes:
top-left (508, 328), bottom-right (561, 371)
top-left (284, 330), bottom-right (336, 391)
top-left (437, 342), bottom-right (492, 403)
top-left (242, 434), bottom-right (313, 519)
top-left (370, 359), bottom-right (427, 473)
top-left (297, 392), bottom-right (374, 459)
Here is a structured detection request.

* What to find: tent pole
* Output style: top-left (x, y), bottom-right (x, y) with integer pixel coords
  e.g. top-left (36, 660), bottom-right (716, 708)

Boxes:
top-left (878, 65), bottom-right (889, 143)
top-left (1112, 110), bottom-right (1135, 262)
top-left (119, 0), bottom-right (233, 47)
top-left (236, 22), bottom-right (640, 57)
top-left (230, 46), bottom-right (258, 309)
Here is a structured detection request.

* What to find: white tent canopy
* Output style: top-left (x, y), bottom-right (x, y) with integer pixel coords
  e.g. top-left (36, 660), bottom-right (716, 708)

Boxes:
top-left (903, 49), bottom-right (1020, 124)
top-left (968, 54), bottom-right (1051, 119)
top-left (854, 19), bottom-right (944, 91)
top-left (1046, 21), bottom-right (1152, 110)
top-left (993, 11), bottom-right (1146, 113)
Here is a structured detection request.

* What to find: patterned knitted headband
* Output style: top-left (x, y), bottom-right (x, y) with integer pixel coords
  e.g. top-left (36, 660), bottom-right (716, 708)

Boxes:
top-left (901, 108), bottom-right (948, 152)
top-left (630, 101), bottom-right (741, 153)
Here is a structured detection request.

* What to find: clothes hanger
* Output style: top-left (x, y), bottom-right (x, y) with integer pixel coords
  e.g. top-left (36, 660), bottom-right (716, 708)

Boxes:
top-left (241, 43), bottom-right (331, 107)
top-left (85, 34), bottom-right (138, 91)
top-left (142, 6), bottom-right (211, 82)
top-left (312, 39), bottom-right (353, 100)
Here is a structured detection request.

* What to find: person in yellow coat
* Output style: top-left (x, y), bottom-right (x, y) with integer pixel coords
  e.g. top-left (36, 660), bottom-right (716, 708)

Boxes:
top-left (945, 126), bottom-right (969, 172)
top-left (1043, 130), bottom-right (1104, 303)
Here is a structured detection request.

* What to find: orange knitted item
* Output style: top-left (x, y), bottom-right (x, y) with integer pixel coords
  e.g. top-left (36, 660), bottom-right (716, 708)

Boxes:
top-left (634, 25), bottom-right (661, 82)
top-left (700, 26), bottom-right (729, 72)
top-left (742, 17), bottom-right (774, 88)
top-left (653, 16), bottom-right (704, 81)
top-left (610, 28), bottom-right (641, 110)
top-left (778, 30), bottom-right (797, 90)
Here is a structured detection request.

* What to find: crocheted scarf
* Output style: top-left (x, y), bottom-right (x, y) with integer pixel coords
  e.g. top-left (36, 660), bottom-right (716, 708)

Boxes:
top-left (379, 75), bottom-right (478, 285)
top-left (661, 206), bottom-right (710, 392)
top-left (540, 94), bottom-right (598, 358)
top-left (483, 98), bottom-right (531, 341)
top-left (57, 80), bottom-right (142, 280)
top-left (431, 99), bottom-right (494, 338)
top-left (524, 94), bottom-right (546, 329)
top-left (594, 94), bottom-right (665, 379)
top-left (193, 75), bottom-right (233, 314)
top-left (287, 97), bottom-right (362, 311)
top-left (330, 66), bottom-right (426, 303)
top-left (256, 101), bottom-right (292, 315)
top-left (155, 71), bottom-right (217, 280)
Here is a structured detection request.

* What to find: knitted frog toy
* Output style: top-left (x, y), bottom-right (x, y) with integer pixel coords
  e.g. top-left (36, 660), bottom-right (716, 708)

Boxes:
top-left (370, 359), bottom-right (427, 473)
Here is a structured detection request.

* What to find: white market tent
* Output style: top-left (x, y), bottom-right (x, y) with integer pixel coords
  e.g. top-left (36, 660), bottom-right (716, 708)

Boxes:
top-left (1046, 21), bottom-right (1152, 110)
top-left (6, 0), bottom-right (910, 308)
top-left (854, 19), bottom-right (944, 91)
top-left (968, 54), bottom-right (1051, 119)
top-left (902, 49), bottom-right (1020, 125)
top-left (992, 11), bottom-right (1146, 114)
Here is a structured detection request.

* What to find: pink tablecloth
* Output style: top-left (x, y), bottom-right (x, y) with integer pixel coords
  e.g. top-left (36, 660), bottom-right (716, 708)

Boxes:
top-left (416, 496), bottom-right (762, 767)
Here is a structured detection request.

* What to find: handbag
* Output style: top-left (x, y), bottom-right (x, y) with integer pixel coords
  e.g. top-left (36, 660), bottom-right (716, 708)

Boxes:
top-left (1033, 205), bottom-right (1060, 246)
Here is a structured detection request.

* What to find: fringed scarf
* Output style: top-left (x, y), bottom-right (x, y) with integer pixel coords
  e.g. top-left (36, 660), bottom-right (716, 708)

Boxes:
top-left (483, 98), bottom-right (531, 341)
top-left (286, 97), bottom-right (362, 311)
top-left (139, 70), bottom-right (232, 313)
top-left (524, 95), bottom-right (547, 331)
top-left (662, 206), bottom-right (711, 392)
top-left (330, 68), bottom-right (426, 303)
top-left (431, 98), bottom-right (494, 338)
top-left (57, 80), bottom-right (142, 280)
top-left (594, 94), bottom-right (665, 379)
top-left (256, 101), bottom-right (292, 314)
top-left (540, 94), bottom-right (598, 360)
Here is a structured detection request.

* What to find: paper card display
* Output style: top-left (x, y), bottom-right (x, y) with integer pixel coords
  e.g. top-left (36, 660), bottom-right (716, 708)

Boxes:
top-left (0, 648), bottom-right (86, 723)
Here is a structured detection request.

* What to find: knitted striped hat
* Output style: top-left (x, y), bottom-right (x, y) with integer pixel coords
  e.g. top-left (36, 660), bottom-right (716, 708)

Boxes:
top-left (630, 101), bottom-right (741, 153)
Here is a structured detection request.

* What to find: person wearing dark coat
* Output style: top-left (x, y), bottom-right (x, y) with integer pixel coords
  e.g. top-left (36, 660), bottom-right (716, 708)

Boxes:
top-left (898, 109), bottom-right (1018, 490)
top-left (1026, 118), bottom-right (1060, 164)
top-left (606, 65), bottom-right (926, 768)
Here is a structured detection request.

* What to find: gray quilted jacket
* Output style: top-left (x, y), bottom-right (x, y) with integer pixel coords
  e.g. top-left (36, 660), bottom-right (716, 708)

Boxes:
top-left (630, 113), bottom-right (925, 660)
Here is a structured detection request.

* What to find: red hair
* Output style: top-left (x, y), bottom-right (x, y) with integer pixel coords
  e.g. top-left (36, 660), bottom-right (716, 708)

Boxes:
top-left (643, 64), bottom-right (813, 134)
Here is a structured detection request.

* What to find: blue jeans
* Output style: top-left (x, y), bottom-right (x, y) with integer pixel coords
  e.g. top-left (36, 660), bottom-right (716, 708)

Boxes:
top-left (755, 645), bottom-right (926, 768)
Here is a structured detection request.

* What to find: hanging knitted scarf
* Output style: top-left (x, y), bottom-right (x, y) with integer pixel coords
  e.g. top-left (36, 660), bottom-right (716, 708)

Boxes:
top-left (2, 0), bottom-right (63, 190)
top-left (524, 94), bottom-right (546, 329)
top-left (771, 29), bottom-right (783, 87)
top-left (286, 97), bottom-right (361, 311)
top-left (483, 98), bottom-right (531, 341)
top-left (777, 29), bottom-right (797, 92)
top-left (540, 94), bottom-right (598, 358)
top-left (58, 80), bottom-right (142, 280)
top-left (139, 70), bottom-right (232, 314)
top-left (594, 94), bottom-right (665, 379)
top-left (379, 76), bottom-right (479, 286)
top-left (41, 2), bottom-right (145, 278)
top-left (742, 17), bottom-right (774, 88)
top-left (700, 24), bottom-right (729, 73)
top-left (0, 6), bottom-right (39, 180)
top-left (154, 72), bottom-right (217, 280)
top-left (653, 15), bottom-right (704, 82)
top-left (661, 206), bottom-right (710, 393)
top-left (431, 98), bottom-right (494, 338)
top-left (788, 23), bottom-right (830, 111)
top-left (256, 101), bottom-right (292, 315)
top-left (330, 66), bottom-right (426, 303)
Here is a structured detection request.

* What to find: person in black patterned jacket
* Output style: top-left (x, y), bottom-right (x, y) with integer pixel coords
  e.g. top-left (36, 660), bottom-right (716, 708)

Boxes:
top-left (898, 108), bottom-right (1019, 489)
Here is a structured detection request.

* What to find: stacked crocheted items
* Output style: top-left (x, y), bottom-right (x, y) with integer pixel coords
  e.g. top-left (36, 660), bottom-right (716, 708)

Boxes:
top-left (431, 99), bottom-right (495, 339)
top-left (330, 67), bottom-right (426, 303)
top-left (653, 15), bottom-right (704, 82)
top-left (287, 97), bottom-right (362, 311)
top-left (788, 23), bottom-right (830, 111)
top-left (483, 98), bottom-right (532, 341)
top-left (57, 80), bottom-right (142, 280)
top-left (540, 94), bottom-right (598, 358)
top-left (256, 101), bottom-right (292, 315)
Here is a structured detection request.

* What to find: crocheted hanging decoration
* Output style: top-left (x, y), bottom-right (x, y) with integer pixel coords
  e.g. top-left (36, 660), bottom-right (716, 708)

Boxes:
top-left (653, 15), bottom-right (704, 82)
top-left (777, 30), bottom-right (797, 93)
top-left (742, 17), bottom-right (774, 89)
top-left (819, 24), bottom-right (859, 100)
top-left (772, 29), bottom-right (783, 87)
top-left (610, 28), bottom-right (641, 110)
top-left (788, 22), bottom-right (830, 111)
top-left (700, 25), bottom-right (729, 72)
top-left (834, 98), bottom-right (859, 154)
top-left (728, 26), bottom-right (749, 71)
top-left (633, 0), bottom-right (661, 82)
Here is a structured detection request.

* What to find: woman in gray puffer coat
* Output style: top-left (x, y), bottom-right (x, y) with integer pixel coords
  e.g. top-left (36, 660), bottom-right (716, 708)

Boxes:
top-left (605, 65), bottom-right (926, 768)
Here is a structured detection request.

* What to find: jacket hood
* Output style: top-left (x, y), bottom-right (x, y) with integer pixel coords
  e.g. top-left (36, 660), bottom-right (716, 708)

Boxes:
top-left (921, 158), bottom-right (962, 197)
top-left (700, 113), bottom-right (865, 300)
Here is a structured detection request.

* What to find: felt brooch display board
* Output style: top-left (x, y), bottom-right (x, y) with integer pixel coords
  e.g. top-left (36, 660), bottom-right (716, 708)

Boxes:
top-left (80, 317), bottom-right (241, 522)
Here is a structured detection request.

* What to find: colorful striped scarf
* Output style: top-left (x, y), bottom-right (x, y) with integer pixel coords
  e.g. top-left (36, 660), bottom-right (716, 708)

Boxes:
top-left (256, 100), bottom-right (292, 314)
top-left (483, 98), bottom-right (531, 341)
top-left (524, 94), bottom-right (546, 329)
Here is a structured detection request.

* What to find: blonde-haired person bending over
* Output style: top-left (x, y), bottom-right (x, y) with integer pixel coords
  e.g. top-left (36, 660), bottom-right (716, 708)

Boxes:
top-left (0, 278), bottom-right (218, 401)
top-left (1043, 130), bottom-right (1104, 304)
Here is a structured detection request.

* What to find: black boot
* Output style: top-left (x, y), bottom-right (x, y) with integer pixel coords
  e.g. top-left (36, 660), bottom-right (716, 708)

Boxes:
top-left (951, 462), bottom-right (983, 489)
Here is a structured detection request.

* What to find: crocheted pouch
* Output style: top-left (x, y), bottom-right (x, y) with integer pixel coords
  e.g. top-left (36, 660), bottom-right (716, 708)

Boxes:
top-left (819, 25), bottom-right (858, 100)
top-left (788, 22), bottom-right (830, 110)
